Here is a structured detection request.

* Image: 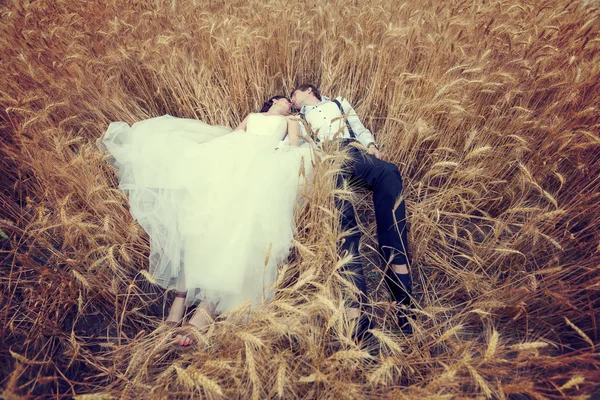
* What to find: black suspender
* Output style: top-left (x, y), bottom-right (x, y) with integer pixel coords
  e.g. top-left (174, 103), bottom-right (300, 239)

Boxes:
top-left (332, 98), bottom-right (356, 139)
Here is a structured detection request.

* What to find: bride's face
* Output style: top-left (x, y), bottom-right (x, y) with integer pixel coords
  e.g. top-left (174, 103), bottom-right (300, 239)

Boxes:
top-left (271, 98), bottom-right (292, 115)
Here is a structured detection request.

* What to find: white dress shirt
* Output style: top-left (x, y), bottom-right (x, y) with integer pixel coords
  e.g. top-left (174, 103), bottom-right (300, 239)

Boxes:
top-left (299, 96), bottom-right (376, 147)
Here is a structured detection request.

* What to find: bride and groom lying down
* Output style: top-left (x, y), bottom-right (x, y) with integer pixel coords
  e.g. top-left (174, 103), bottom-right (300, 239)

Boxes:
top-left (100, 83), bottom-right (413, 347)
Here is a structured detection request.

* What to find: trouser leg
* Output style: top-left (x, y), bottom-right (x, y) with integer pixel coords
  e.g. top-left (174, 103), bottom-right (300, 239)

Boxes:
top-left (335, 170), bottom-right (367, 308)
top-left (345, 145), bottom-right (411, 305)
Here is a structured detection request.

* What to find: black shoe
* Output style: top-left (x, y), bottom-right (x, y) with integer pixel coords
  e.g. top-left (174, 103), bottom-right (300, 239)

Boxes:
top-left (394, 289), bottom-right (413, 335)
top-left (385, 270), bottom-right (412, 304)
top-left (396, 304), bottom-right (413, 335)
top-left (352, 313), bottom-right (374, 343)
top-left (385, 270), bottom-right (413, 334)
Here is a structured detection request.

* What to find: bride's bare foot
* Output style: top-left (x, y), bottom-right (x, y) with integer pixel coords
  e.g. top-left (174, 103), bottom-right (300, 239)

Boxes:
top-left (174, 302), bottom-right (216, 346)
top-left (165, 291), bottom-right (187, 326)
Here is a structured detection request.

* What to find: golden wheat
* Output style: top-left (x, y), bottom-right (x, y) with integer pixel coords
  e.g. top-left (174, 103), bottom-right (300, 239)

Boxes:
top-left (1, 0), bottom-right (599, 398)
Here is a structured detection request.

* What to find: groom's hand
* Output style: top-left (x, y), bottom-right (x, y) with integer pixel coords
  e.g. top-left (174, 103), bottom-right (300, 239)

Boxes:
top-left (368, 144), bottom-right (381, 159)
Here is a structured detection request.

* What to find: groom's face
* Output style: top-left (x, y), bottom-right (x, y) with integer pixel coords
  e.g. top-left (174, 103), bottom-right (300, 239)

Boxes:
top-left (291, 89), bottom-right (310, 110)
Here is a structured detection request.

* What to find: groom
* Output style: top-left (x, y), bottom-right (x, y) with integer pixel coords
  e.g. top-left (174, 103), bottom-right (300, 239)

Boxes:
top-left (290, 84), bottom-right (413, 337)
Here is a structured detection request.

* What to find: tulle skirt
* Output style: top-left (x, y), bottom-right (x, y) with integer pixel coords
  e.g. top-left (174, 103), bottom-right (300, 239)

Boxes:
top-left (99, 115), bottom-right (313, 313)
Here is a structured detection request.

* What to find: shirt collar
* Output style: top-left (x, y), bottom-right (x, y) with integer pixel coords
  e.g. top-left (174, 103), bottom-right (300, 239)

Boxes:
top-left (300, 95), bottom-right (331, 115)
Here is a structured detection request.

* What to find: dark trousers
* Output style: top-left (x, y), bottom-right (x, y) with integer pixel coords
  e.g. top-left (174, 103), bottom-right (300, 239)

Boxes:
top-left (335, 140), bottom-right (410, 307)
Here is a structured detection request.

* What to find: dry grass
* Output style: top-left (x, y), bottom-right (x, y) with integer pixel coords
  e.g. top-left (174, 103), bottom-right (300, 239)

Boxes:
top-left (1, 0), bottom-right (599, 398)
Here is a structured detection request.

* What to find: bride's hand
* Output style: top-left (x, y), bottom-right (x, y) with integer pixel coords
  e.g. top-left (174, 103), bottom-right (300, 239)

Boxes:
top-left (286, 117), bottom-right (301, 147)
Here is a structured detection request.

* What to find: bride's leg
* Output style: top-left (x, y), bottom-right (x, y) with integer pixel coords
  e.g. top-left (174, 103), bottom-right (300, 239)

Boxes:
top-left (166, 270), bottom-right (188, 324)
top-left (174, 301), bottom-right (217, 346)
top-left (165, 291), bottom-right (187, 324)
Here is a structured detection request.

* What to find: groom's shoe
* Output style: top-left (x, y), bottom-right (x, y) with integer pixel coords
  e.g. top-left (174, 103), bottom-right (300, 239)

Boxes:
top-left (396, 301), bottom-right (413, 335)
top-left (386, 271), bottom-right (414, 335)
top-left (351, 312), bottom-right (374, 343)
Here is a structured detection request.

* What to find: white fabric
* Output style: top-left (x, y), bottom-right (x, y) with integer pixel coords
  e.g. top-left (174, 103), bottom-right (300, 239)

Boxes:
top-left (298, 96), bottom-right (376, 147)
top-left (100, 113), bottom-right (313, 313)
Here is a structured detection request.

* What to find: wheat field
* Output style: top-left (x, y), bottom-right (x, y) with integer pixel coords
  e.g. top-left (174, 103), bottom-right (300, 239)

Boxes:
top-left (1, 0), bottom-right (599, 398)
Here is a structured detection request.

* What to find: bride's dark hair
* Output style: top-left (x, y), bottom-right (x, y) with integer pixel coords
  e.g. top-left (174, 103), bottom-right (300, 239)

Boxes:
top-left (260, 95), bottom-right (289, 112)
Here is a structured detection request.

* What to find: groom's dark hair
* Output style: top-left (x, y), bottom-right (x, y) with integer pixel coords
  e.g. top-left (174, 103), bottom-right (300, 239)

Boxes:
top-left (293, 84), bottom-right (321, 100)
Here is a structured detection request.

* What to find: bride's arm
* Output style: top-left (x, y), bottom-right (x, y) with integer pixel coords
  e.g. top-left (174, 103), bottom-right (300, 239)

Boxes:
top-left (286, 117), bottom-right (300, 147)
top-left (232, 114), bottom-right (250, 132)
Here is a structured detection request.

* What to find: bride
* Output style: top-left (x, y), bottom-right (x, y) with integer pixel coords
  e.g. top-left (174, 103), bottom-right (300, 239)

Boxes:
top-left (100, 95), bottom-right (312, 346)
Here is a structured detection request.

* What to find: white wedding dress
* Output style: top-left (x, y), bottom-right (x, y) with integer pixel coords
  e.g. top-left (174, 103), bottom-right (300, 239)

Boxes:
top-left (100, 113), bottom-right (313, 313)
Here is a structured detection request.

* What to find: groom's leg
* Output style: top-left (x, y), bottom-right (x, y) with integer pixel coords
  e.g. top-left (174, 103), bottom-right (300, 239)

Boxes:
top-left (335, 168), bottom-right (367, 308)
top-left (347, 146), bottom-right (412, 317)
top-left (347, 147), bottom-right (410, 265)
top-left (335, 169), bottom-right (373, 341)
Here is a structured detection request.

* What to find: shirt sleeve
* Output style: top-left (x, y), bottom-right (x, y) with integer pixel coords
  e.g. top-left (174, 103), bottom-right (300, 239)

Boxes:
top-left (339, 98), bottom-right (376, 148)
top-left (297, 116), bottom-right (308, 137)
top-left (295, 115), bottom-right (309, 146)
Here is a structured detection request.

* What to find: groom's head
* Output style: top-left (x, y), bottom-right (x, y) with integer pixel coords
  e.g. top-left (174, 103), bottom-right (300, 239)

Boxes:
top-left (291, 84), bottom-right (321, 109)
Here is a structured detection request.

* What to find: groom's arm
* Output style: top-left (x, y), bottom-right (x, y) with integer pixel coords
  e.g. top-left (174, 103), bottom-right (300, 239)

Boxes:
top-left (297, 115), bottom-right (309, 142)
top-left (339, 98), bottom-right (376, 149)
